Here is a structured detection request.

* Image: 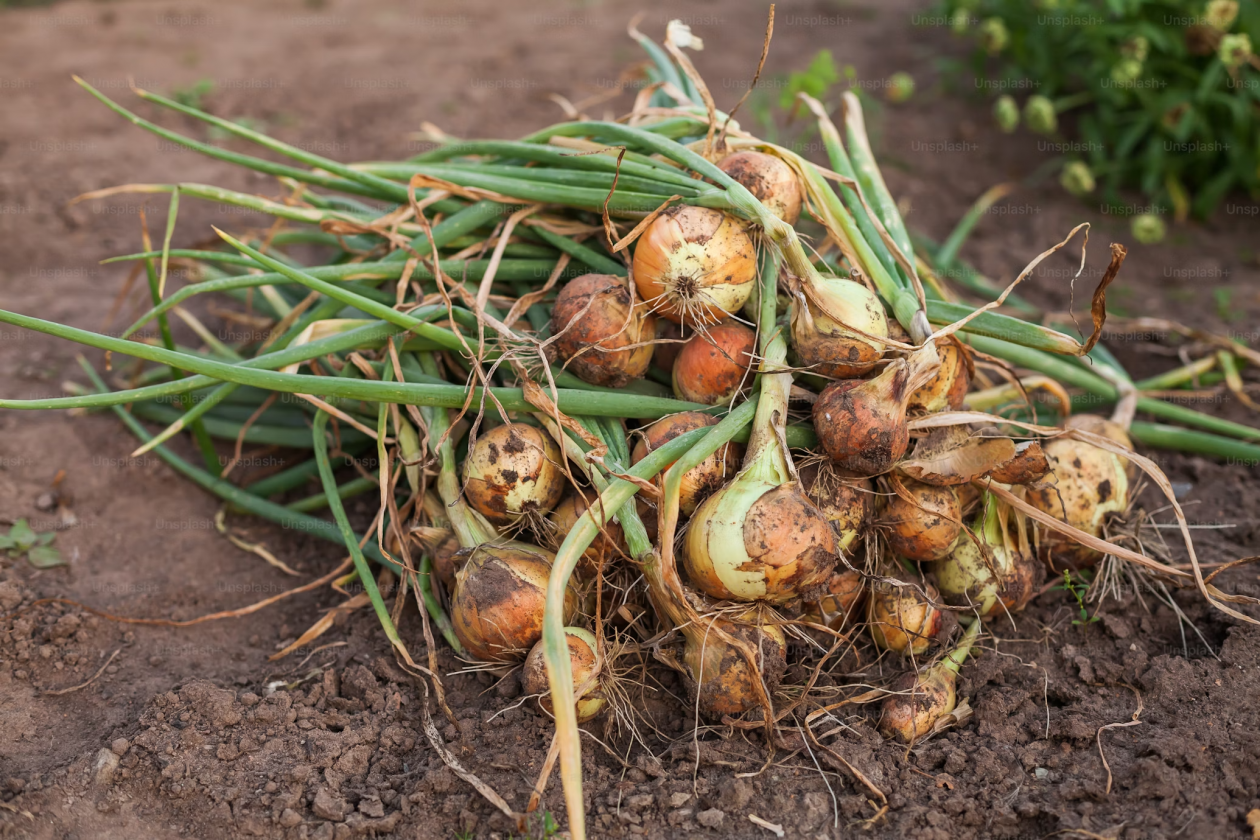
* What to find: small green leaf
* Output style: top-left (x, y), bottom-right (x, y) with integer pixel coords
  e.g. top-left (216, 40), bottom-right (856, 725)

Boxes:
top-left (8, 519), bottom-right (36, 550)
top-left (26, 545), bottom-right (64, 569)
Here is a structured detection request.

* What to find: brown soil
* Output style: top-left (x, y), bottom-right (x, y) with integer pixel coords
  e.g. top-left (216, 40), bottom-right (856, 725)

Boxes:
top-left (2, 1), bottom-right (1260, 839)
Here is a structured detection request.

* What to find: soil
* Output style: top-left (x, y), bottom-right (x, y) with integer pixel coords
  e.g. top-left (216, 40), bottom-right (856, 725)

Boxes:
top-left (2, 1), bottom-right (1260, 839)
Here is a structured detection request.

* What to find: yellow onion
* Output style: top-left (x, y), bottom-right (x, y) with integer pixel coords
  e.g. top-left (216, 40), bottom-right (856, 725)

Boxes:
top-left (550, 273), bottom-right (654, 387)
top-left (717, 151), bottom-right (802, 225)
top-left (427, 531), bottom-right (465, 590)
top-left (632, 205), bottom-right (757, 326)
top-left (868, 578), bottom-right (943, 656)
top-left (548, 493), bottom-right (628, 575)
top-left (882, 480), bottom-right (961, 562)
top-left (907, 339), bottom-right (970, 412)
top-left (685, 477), bottom-right (838, 603)
top-left (463, 423), bottom-right (566, 525)
top-left (880, 620), bottom-right (980, 742)
top-left (631, 412), bottom-right (741, 516)
top-left (803, 569), bottom-right (866, 632)
top-left (521, 626), bottom-right (605, 723)
top-left (813, 357), bottom-right (929, 478)
top-left (800, 462), bottom-right (871, 553)
top-left (450, 544), bottom-right (580, 662)
top-left (672, 321), bottom-right (757, 406)
top-left (934, 494), bottom-right (1041, 615)
top-left (683, 610), bottom-right (787, 717)
top-left (791, 276), bottom-right (889, 378)
top-left (1026, 414), bottom-right (1131, 569)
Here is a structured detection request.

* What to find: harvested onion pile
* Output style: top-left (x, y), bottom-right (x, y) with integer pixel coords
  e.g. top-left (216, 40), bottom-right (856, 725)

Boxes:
top-left (6, 18), bottom-right (1260, 840)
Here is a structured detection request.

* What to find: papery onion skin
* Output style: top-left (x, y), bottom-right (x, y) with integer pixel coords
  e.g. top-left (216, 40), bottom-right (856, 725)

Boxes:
top-left (672, 321), bottom-right (757, 406)
top-left (684, 612), bottom-right (787, 717)
top-left (685, 481), bottom-right (838, 603)
top-left (431, 533), bottom-right (465, 590)
top-left (801, 463), bottom-right (872, 553)
top-left (868, 579), bottom-right (943, 656)
top-left (908, 340), bottom-right (970, 413)
top-left (550, 274), bottom-right (655, 387)
top-left (1026, 414), bottom-right (1131, 568)
top-left (879, 667), bottom-right (955, 742)
top-left (522, 626), bottom-right (605, 723)
top-left (632, 412), bottom-right (742, 516)
top-left (803, 569), bottom-right (866, 632)
top-left (548, 493), bottom-right (628, 576)
top-left (451, 544), bottom-right (580, 662)
top-left (813, 366), bottom-right (912, 478)
top-left (791, 277), bottom-right (889, 379)
top-left (463, 423), bottom-right (566, 525)
top-left (632, 205), bottom-right (757, 326)
top-left (883, 481), bottom-right (962, 562)
top-left (717, 151), bottom-right (803, 225)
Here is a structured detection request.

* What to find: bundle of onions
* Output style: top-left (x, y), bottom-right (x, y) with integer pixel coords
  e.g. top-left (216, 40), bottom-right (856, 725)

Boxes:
top-left (631, 412), bottom-right (741, 516)
top-left (548, 492), bottom-right (628, 575)
top-left (549, 273), bottom-right (655, 387)
top-left (880, 620), bottom-right (981, 742)
top-left (868, 578), bottom-right (943, 655)
top-left (463, 422), bottom-right (567, 525)
top-left (522, 626), bottom-right (605, 723)
top-left (672, 321), bottom-right (757, 406)
top-left (717, 151), bottom-right (802, 225)
top-left (803, 569), bottom-right (866, 633)
top-left (450, 543), bottom-right (581, 661)
top-left (682, 610), bottom-right (787, 716)
top-left (813, 342), bottom-right (942, 477)
top-left (907, 339), bottom-right (970, 413)
top-left (632, 205), bottom-right (758, 326)
top-left (934, 492), bottom-right (1041, 616)
top-left (1027, 414), bottom-right (1132, 568)
top-left (882, 479), bottom-right (962, 562)
top-left (791, 275), bottom-right (889, 378)
top-left (801, 462), bottom-right (872, 553)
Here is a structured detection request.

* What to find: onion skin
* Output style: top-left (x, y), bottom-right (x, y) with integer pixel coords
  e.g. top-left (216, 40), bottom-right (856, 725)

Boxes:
top-left (672, 321), bottom-right (757, 406)
top-left (1026, 415), bottom-right (1131, 569)
top-left (882, 481), bottom-right (962, 562)
top-left (879, 621), bottom-right (980, 742)
top-left (548, 493), bottom-right (628, 575)
top-left (632, 205), bottom-right (757, 326)
top-left (803, 569), bottom-right (866, 632)
top-left (631, 412), bottom-right (741, 516)
top-left (522, 626), bottom-right (605, 723)
top-left (800, 463), bottom-right (872, 553)
top-left (463, 423), bottom-right (566, 525)
top-left (813, 366), bottom-right (912, 478)
top-left (868, 579), bottom-right (943, 656)
top-left (451, 544), bottom-right (579, 662)
top-left (431, 533), bottom-right (465, 590)
top-left (791, 277), bottom-right (889, 378)
top-left (685, 480), bottom-right (838, 603)
top-left (934, 495), bottom-right (1042, 615)
top-left (717, 151), bottom-right (803, 225)
top-left (550, 274), bottom-right (655, 387)
top-left (684, 612), bottom-right (787, 717)
top-left (908, 340), bottom-right (970, 412)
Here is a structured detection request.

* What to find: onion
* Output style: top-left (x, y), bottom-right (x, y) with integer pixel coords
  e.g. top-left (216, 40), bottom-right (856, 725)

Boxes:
top-left (652, 318), bottom-right (688, 375)
top-left (463, 422), bottom-right (566, 525)
top-left (880, 620), bottom-right (980, 742)
top-left (450, 544), bottom-right (580, 662)
top-left (428, 531), bottom-right (466, 590)
top-left (1026, 414), bottom-right (1131, 569)
top-left (717, 151), bottom-right (802, 225)
top-left (803, 569), bottom-right (866, 632)
top-left (631, 412), bottom-right (741, 516)
top-left (882, 480), bottom-right (961, 561)
top-left (550, 273), bottom-right (655, 387)
top-left (683, 610), bottom-right (787, 717)
top-left (632, 205), bottom-right (757, 326)
top-left (790, 276), bottom-right (889, 378)
top-left (548, 492), bottom-right (628, 575)
top-left (672, 321), bottom-right (757, 406)
top-left (907, 339), bottom-right (970, 413)
top-left (522, 626), bottom-right (605, 723)
top-left (868, 578), bottom-right (943, 656)
top-left (801, 462), bottom-right (872, 553)
top-left (934, 493), bottom-right (1041, 615)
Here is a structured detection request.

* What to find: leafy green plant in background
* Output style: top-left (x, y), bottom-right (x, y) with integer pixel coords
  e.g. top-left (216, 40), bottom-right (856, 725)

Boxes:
top-left (934, 0), bottom-right (1260, 218)
top-left (1, 519), bottom-right (62, 568)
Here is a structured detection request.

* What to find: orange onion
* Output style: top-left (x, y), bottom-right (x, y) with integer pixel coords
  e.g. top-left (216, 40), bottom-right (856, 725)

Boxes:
top-left (907, 339), bottom-right (970, 412)
top-left (548, 492), bottom-right (628, 574)
top-left (522, 626), bottom-right (605, 723)
top-left (631, 412), bottom-right (741, 516)
top-left (672, 321), bottom-right (757, 406)
top-left (803, 568), bottom-right (866, 632)
top-left (632, 205), bottom-right (757, 326)
top-left (683, 610), bottom-right (787, 717)
top-left (550, 273), bottom-right (655, 387)
top-left (868, 578), bottom-right (943, 656)
top-left (880, 620), bottom-right (980, 742)
top-left (717, 150), bottom-right (802, 225)
top-left (463, 423), bottom-right (566, 525)
top-left (791, 276), bottom-right (889, 378)
top-left (800, 463), bottom-right (871, 552)
top-left (882, 480), bottom-right (962, 561)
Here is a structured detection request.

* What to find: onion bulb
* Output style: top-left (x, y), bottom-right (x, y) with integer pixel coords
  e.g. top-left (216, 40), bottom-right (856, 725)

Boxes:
top-left (631, 412), bottom-right (741, 516)
top-left (800, 462), bottom-right (871, 553)
top-left (548, 493), bottom-right (628, 575)
top-left (791, 276), bottom-right (889, 378)
top-left (880, 620), bottom-right (980, 742)
top-left (683, 611), bottom-right (786, 717)
top-left (632, 205), bottom-right (757, 326)
top-left (934, 493), bottom-right (1041, 615)
top-left (882, 480), bottom-right (961, 561)
top-left (907, 339), bottom-right (970, 413)
top-left (717, 151), bottom-right (802, 225)
top-left (1027, 415), bottom-right (1131, 569)
top-left (450, 544), bottom-right (580, 662)
top-left (521, 626), bottom-right (605, 723)
top-left (803, 569), bottom-right (866, 632)
top-left (868, 578), bottom-right (943, 656)
top-left (550, 273), bottom-right (655, 387)
top-left (429, 532), bottom-right (466, 590)
top-left (463, 423), bottom-right (566, 525)
top-left (672, 321), bottom-right (757, 406)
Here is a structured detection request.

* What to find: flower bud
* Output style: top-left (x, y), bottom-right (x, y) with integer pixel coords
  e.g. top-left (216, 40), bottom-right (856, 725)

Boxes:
top-left (1023, 95), bottom-right (1058, 134)
top-left (1219, 33), bottom-right (1252, 68)
top-left (1205, 0), bottom-right (1238, 31)
top-left (886, 72), bottom-right (915, 103)
top-left (1131, 213), bottom-right (1166, 245)
top-left (1059, 161), bottom-right (1095, 197)
top-left (993, 95), bottom-right (1020, 133)
top-left (978, 18), bottom-right (1009, 54)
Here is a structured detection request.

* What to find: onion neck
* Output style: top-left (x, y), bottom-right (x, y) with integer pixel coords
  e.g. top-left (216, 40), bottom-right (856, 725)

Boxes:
top-left (939, 618), bottom-right (982, 677)
top-left (742, 249), bottom-right (791, 485)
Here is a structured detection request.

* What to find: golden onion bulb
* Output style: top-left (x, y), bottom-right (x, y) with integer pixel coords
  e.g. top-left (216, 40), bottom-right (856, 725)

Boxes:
top-left (907, 339), bottom-right (970, 413)
top-left (717, 151), bottom-right (803, 225)
top-left (933, 495), bottom-right (1041, 615)
top-left (463, 423), bottom-right (566, 525)
top-left (631, 412), bottom-right (741, 516)
top-left (632, 205), bottom-right (757, 326)
top-left (814, 371), bottom-right (909, 478)
top-left (672, 321), bottom-right (757, 406)
top-left (803, 569), bottom-right (866, 632)
top-left (549, 273), bottom-right (655, 387)
top-left (882, 480), bottom-right (961, 562)
top-left (800, 463), bottom-right (872, 553)
top-left (450, 544), bottom-right (579, 662)
top-left (791, 276), bottom-right (889, 379)
top-left (880, 621), bottom-right (979, 742)
top-left (684, 611), bottom-right (787, 717)
top-left (684, 477), bottom-right (838, 603)
top-left (868, 579), bottom-right (943, 656)
top-left (521, 626), bottom-right (605, 723)
top-left (548, 493), bottom-right (628, 575)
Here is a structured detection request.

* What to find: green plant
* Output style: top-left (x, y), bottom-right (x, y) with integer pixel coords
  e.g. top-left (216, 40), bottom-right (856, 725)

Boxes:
top-left (934, 0), bottom-right (1260, 217)
top-left (1057, 570), bottom-right (1099, 626)
top-left (170, 78), bottom-right (214, 111)
top-left (1, 519), bottom-right (62, 568)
